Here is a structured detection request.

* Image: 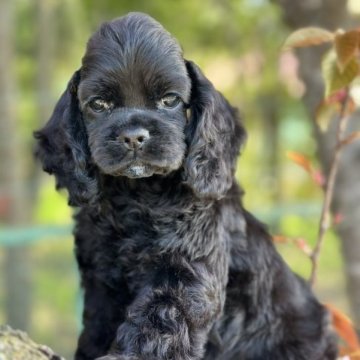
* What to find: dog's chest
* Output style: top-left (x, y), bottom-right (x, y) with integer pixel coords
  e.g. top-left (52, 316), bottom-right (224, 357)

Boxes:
top-left (76, 192), bottom-right (219, 291)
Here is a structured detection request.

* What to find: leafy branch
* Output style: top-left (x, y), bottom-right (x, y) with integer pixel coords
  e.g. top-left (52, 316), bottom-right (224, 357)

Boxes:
top-left (309, 89), bottom-right (350, 286)
top-left (280, 26), bottom-right (360, 358)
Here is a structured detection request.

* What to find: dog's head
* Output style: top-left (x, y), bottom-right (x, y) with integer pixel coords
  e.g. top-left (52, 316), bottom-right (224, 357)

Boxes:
top-left (34, 12), bottom-right (246, 206)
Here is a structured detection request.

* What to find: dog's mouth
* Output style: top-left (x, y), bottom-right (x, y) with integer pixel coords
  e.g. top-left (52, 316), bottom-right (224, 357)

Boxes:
top-left (99, 159), bottom-right (171, 179)
top-left (117, 163), bottom-right (171, 178)
top-left (91, 145), bottom-right (183, 179)
top-left (121, 164), bottom-right (151, 178)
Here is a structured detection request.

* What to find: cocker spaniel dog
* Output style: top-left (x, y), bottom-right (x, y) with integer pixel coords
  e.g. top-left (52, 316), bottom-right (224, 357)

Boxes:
top-left (34, 12), bottom-right (337, 360)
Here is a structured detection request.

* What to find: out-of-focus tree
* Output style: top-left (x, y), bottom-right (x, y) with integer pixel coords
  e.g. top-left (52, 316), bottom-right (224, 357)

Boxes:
top-left (33, 0), bottom-right (57, 200)
top-left (3, 0), bottom-right (354, 356)
top-left (274, 0), bottom-right (360, 325)
top-left (0, 0), bottom-right (32, 331)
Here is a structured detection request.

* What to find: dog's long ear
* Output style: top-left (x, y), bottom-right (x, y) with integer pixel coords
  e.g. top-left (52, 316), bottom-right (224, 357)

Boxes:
top-left (183, 61), bottom-right (246, 199)
top-left (34, 70), bottom-right (98, 206)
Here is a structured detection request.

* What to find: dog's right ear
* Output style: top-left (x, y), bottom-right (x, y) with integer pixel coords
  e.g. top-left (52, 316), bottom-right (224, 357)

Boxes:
top-left (34, 70), bottom-right (98, 206)
top-left (183, 61), bottom-right (246, 200)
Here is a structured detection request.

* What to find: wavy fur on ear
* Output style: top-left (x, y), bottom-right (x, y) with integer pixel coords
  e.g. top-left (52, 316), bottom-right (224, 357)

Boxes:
top-left (34, 71), bottom-right (98, 206)
top-left (183, 61), bottom-right (246, 200)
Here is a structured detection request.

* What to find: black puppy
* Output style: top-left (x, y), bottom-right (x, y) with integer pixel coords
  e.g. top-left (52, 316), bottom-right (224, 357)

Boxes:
top-left (34, 12), bottom-right (337, 360)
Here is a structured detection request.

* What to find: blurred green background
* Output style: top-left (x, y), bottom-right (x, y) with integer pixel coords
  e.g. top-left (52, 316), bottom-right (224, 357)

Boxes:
top-left (1, 0), bottom-right (359, 358)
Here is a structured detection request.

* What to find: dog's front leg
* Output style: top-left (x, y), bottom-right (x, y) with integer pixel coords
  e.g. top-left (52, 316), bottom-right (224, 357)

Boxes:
top-left (98, 259), bottom-right (226, 360)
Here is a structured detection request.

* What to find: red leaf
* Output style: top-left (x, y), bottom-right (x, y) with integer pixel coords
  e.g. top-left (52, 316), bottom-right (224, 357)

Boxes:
top-left (272, 235), bottom-right (289, 243)
top-left (286, 151), bottom-right (312, 173)
top-left (325, 304), bottom-right (360, 351)
top-left (294, 238), bottom-right (313, 256)
top-left (348, 350), bottom-right (360, 359)
top-left (311, 170), bottom-right (325, 186)
top-left (286, 152), bottom-right (325, 187)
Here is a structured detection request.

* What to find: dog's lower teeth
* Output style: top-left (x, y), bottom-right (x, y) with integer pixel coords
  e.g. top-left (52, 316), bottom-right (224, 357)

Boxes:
top-left (129, 165), bottom-right (145, 176)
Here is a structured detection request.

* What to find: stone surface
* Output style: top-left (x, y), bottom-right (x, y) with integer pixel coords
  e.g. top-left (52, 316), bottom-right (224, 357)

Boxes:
top-left (0, 325), bottom-right (65, 360)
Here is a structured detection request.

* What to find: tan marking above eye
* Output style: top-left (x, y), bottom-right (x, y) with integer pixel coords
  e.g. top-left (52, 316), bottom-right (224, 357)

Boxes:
top-left (159, 94), bottom-right (181, 109)
top-left (89, 98), bottom-right (113, 112)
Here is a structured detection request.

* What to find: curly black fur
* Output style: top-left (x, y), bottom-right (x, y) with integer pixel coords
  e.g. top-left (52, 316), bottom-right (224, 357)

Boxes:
top-left (34, 12), bottom-right (338, 360)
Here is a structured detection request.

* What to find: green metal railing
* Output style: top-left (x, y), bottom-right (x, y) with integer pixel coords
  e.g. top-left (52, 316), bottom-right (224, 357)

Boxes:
top-left (0, 224), bottom-right (73, 246)
top-left (0, 202), bottom-right (321, 247)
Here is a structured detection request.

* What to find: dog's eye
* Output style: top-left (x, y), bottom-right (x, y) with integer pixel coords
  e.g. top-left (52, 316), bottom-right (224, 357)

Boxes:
top-left (88, 98), bottom-right (112, 113)
top-left (159, 94), bottom-right (181, 109)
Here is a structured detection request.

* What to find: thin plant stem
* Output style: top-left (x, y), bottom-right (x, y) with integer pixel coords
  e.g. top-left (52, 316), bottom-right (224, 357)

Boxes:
top-left (309, 90), bottom-right (350, 287)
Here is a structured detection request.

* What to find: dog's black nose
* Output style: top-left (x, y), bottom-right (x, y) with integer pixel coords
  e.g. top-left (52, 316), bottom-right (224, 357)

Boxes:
top-left (119, 128), bottom-right (150, 150)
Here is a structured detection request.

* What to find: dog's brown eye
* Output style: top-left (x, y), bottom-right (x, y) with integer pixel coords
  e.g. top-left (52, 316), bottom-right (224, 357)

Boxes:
top-left (159, 94), bottom-right (181, 109)
top-left (88, 98), bottom-right (112, 113)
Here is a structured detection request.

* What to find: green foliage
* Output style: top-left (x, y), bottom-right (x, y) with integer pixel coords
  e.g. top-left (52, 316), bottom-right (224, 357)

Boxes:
top-left (34, 179), bottom-right (71, 224)
top-left (0, 0), bottom-right (351, 356)
top-left (322, 49), bottom-right (359, 97)
top-left (283, 23), bottom-right (360, 353)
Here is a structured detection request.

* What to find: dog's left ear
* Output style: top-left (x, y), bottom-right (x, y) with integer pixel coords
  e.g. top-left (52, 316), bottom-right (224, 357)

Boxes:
top-left (34, 70), bottom-right (99, 206)
top-left (183, 60), bottom-right (246, 199)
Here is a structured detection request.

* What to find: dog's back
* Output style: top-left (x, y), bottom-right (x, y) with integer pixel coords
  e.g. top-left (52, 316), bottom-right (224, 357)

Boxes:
top-left (207, 208), bottom-right (338, 359)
